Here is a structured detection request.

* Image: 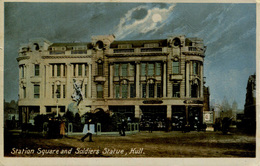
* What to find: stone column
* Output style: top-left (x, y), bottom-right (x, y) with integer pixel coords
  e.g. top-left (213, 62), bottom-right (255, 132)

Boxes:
top-left (167, 105), bottom-right (172, 119)
top-left (167, 105), bottom-right (172, 131)
top-left (40, 105), bottom-right (45, 114)
top-left (200, 64), bottom-right (204, 98)
top-left (163, 61), bottom-right (167, 97)
top-left (61, 64), bottom-right (64, 77)
top-left (46, 65), bottom-right (50, 98)
top-left (136, 62), bottom-right (140, 98)
top-left (54, 64), bottom-right (57, 77)
top-left (83, 64), bottom-right (86, 76)
top-left (88, 64), bottom-right (92, 98)
top-left (66, 63), bottom-right (71, 98)
top-left (186, 61), bottom-right (190, 98)
top-left (109, 63), bottom-right (113, 98)
top-left (135, 105), bottom-right (140, 121)
top-left (75, 64), bottom-right (78, 77)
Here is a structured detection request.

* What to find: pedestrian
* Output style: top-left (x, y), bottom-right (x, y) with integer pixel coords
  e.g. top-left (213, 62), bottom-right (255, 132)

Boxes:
top-left (80, 119), bottom-right (94, 142)
top-left (60, 119), bottom-right (66, 138)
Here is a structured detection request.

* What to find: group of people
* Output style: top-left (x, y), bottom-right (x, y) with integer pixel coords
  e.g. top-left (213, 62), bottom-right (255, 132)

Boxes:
top-left (47, 118), bottom-right (66, 139)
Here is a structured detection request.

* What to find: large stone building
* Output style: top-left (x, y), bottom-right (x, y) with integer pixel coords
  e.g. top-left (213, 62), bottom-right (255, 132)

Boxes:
top-left (17, 35), bottom-right (207, 129)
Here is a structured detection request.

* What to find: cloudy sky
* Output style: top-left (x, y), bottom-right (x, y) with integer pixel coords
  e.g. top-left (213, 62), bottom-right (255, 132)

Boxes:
top-left (4, 3), bottom-right (256, 109)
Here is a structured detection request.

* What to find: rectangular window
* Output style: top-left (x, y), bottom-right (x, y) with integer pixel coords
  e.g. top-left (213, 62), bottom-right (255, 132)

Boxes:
top-left (141, 63), bottom-right (146, 76)
top-left (148, 63), bottom-right (154, 76)
top-left (97, 63), bottom-right (103, 76)
top-left (57, 64), bottom-right (61, 77)
top-left (129, 63), bottom-right (135, 76)
top-left (122, 84), bottom-right (128, 98)
top-left (34, 85), bottom-right (40, 98)
top-left (114, 64), bottom-right (119, 76)
top-left (97, 84), bottom-right (103, 98)
top-left (130, 84), bottom-right (135, 98)
top-left (73, 64), bottom-right (76, 76)
top-left (52, 85), bottom-right (54, 98)
top-left (149, 84), bottom-right (155, 98)
top-left (21, 65), bottom-right (24, 78)
top-left (115, 84), bottom-right (120, 98)
top-left (35, 64), bottom-right (40, 76)
top-left (57, 85), bottom-right (61, 98)
top-left (63, 65), bottom-right (66, 77)
top-left (121, 64), bottom-right (128, 76)
top-left (23, 87), bottom-right (26, 98)
top-left (142, 84), bottom-right (146, 98)
top-left (157, 83), bottom-right (161, 97)
top-left (155, 63), bottom-right (161, 76)
top-left (52, 65), bottom-right (55, 77)
top-left (78, 64), bottom-right (82, 76)
top-left (172, 61), bottom-right (179, 74)
top-left (193, 62), bottom-right (199, 75)
top-left (85, 84), bottom-right (87, 98)
top-left (63, 85), bottom-right (66, 98)
top-left (173, 83), bottom-right (180, 98)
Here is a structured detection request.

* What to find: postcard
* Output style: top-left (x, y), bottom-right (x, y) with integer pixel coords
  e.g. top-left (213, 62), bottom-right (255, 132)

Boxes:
top-left (1, 1), bottom-right (259, 166)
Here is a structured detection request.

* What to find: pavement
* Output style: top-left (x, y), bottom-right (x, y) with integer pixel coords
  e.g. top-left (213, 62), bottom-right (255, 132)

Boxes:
top-left (4, 130), bottom-right (256, 157)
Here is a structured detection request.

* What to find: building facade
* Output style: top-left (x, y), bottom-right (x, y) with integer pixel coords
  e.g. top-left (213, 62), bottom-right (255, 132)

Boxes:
top-left (17, 35), bottom-right (207, 129)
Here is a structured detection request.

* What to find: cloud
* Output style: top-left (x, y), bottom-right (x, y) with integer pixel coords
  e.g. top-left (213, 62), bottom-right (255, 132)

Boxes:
top-left (114, 4), bottom-right (176, 40)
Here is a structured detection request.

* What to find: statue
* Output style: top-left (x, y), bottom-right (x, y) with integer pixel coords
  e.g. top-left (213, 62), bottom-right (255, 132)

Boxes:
top-left (71, 78), bottom-right (84, 105)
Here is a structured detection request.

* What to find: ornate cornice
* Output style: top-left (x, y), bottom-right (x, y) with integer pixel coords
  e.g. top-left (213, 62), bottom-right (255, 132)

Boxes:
top-left (105, 53), bottom-right (169, 57)
top-left (41, 55), bottom-right (92, 59)
top-left (182, 52), bottom-right (205, 57)
top-left (16, 56), bottom-right (30, 62)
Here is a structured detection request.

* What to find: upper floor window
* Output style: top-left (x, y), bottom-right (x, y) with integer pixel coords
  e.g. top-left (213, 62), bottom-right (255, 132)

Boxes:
top-left (172, 83), bottom-right (180, 98)
top-left (148, 63), bottom-right (155, 76)
top-left (56, 85), bottom-right (61, 98)
top-left (157, 83), bottom-right (162, 98)
top-left (115, 84), bottom-right (120, 98)
top-left (97, 60), bottom-right (103, 76)
top-left (51, 64), bottom-right (66, 77)
top-left (129, 63), bottom-right (135, 76)
top-left (155, 63), bottom-right (161, 76)
top-left (172, 61), bottom-right (179, 74)
top-left (122, 84), bottom-right (128, 98)
top-left (118, 44), bottom-right (132, 49)
top-left (144, 43), bottom-right (159, 48)
top-left (34, 85), bottom-right (40, 98)
top-left (114, 64), bottom-right (119, 76)
top-left (130, 83), bottom-right (135, 98)
top-left (34, 64), bottom-right (40, 76)
top-left (193, 62), bottom-right (199, 75)
top-left (20, 65), bottom-right (25, 78)
top-left (57, 64), bottom-right (61, 77)
top-left (149, 84), bottom-right (155, 98)
top-left (97, 84), bottom-right (103, 98)
top-left (121, 64), bottom-right (128, 77)
top-left (142, 84), bottom-right (146, 98)
top-left (78, 64), bottom-right (82, 76)
top-left (141, 62), bottom-right (162, 76)
top-left (23, 87), bottom-right (26, 98)
top-left (141, 63), bottom-right (147, 76)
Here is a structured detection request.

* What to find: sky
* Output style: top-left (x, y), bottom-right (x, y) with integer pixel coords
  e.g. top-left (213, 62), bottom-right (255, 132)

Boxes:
top-left (4, 3), bottom-right (256, 109)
